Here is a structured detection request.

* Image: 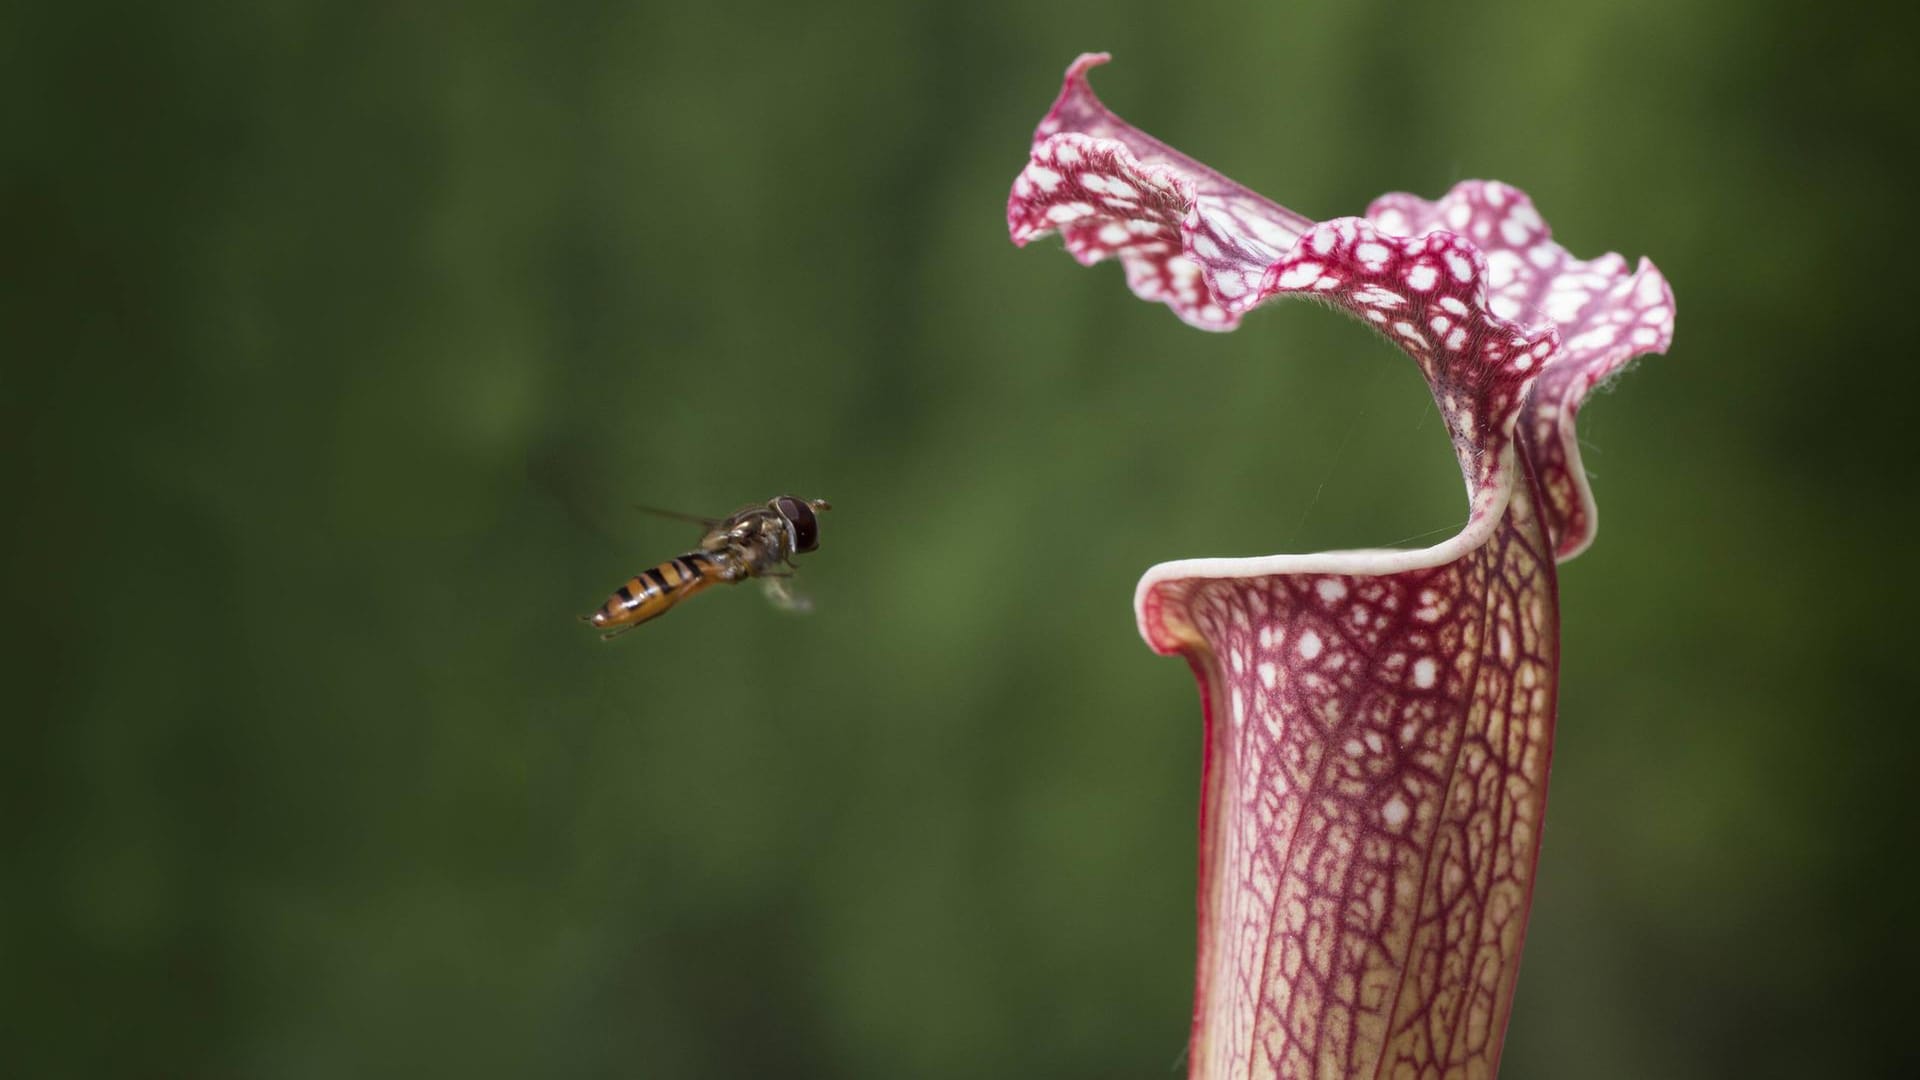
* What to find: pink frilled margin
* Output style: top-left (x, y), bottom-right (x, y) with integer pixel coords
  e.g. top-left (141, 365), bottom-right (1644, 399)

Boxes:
top-left (1008, 55), bottom-right (1674, 1080)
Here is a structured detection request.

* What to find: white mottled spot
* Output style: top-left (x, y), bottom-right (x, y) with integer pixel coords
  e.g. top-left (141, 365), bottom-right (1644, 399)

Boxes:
top-left (1356, 241), bottom-right (1391, 269)
top-left (1529, 242), bottom-right (1561, 269)
top-left (1027, 165), bottom-right (1062, 192)
top-left (1046, 202), bottom-right (1093, 224)
top-left (1275, 261), bottom-right (1322, 289)
top-left (1298, 630), bottom-right (1323, 661)
top-left (1412, 657), bottom-right (1438, 689)
top-left (1439, 296), bottom-right (1468, 316)
top-left (1643, 305), bottom-right (1671, 325)
top-left (1406, 263), bottom-right (1438, 291)
top-left (1344, 738), bottom-right (1366, 757)
top-left (1383, 796), bottom-right (1410, 829)
top-left (1364, 732), bottom-right (1384, 754)
top-left (1098, 223), bottom-right (1128, 245)
top-left (1311, 228), bottom-right (1336, 255)
top-left (1445, 251), bottom-right (1473, 282)
top-left (1500, 217), bottom-right (1531, 246)
top-left (1633, 326), bottom-right (1660, 345)
top-left (1356, 285), bottom-right (1403, 308)
top-left (1568, 325), bottom-right (1619, 352)
top-left (1546, 290), bottom-right (1590, 323)
top-left (1053, 142), bottom-right (1082, 165)
top-left (1444, 327), bottom-right (1468, 352)
top-left (1490, 295), bottom-right (1522, 321)
top-left (1316, 579), bottom-right (1347, 604)
top-left (1242, 212), bottom-right (1300, 251)
top-left (1191, 234), bottom-right (1222, 260)
top-left (1446, 202), bottom-right (1471, 229)
top-left (1487, 250), bottom-right (1523, 289)
top-left (1258, 661), bottom-right (1277, 689)
top-left (1375, 209), bottom-right (1409, 234)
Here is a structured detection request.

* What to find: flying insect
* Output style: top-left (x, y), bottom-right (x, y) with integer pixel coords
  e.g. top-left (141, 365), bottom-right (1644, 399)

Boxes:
top-left (584, 495), bottom-right (831, 639)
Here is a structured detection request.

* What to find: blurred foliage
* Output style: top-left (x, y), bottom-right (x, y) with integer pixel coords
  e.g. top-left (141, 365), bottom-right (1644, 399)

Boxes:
top-left (4, 1), bottom-right (1916, 1077)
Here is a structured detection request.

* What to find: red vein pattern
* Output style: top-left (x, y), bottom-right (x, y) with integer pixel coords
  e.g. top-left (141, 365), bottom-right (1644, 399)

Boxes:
top-left (1008, 54), bottom-right (1676, 1080)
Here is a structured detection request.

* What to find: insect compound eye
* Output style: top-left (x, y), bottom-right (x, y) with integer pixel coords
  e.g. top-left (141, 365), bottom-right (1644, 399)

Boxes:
top-left (773, 495), bottom-right (820, 553)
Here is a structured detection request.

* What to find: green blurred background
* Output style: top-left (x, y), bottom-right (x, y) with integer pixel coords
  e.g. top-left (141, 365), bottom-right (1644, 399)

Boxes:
top-left (6, 1), bottom-right (1915, 1076)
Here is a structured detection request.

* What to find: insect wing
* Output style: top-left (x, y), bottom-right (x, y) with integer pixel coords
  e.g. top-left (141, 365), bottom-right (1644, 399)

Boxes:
top-left (632, 503), bottom-right (724, 530)
top-left (759, 576), bottom-right (814, 615)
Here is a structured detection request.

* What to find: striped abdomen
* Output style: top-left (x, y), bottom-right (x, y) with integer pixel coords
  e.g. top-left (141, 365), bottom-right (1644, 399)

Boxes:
top-left (589, 550), bottom-right (728, 632)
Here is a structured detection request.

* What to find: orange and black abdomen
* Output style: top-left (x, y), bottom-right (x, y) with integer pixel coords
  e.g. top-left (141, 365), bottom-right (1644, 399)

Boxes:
top-left (589, 551), bottom-right (725, 632)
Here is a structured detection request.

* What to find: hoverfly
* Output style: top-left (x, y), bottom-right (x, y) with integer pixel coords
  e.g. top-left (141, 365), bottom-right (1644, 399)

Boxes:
top-left (583, 495), bottom-right (831, 639)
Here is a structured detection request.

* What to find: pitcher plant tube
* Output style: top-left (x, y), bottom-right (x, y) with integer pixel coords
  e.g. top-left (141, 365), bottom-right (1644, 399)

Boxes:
top-left (1007, 54), bottom-right (1675, 1080)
